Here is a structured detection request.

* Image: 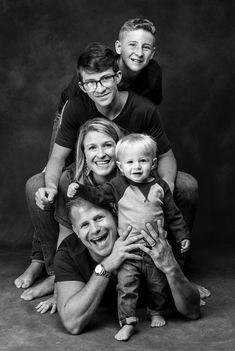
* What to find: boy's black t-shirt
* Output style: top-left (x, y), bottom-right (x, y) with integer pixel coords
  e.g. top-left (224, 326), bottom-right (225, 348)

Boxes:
top-left (57, 59), bottom-right (162, 113)
top-left (55, 91), bottom-right (170, 157)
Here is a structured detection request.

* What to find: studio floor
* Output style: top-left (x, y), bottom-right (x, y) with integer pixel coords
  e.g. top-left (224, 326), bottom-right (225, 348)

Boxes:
top-left (0, 242), bottom-right (235, 351)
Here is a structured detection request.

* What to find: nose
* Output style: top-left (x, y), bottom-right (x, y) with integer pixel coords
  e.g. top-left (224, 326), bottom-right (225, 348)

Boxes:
top-left (89, 221), bottom-right (100, 235)
top-left (135, 46), bottom-right (143, 57)
top-left (95, 81), bottom-right (106, 93)
top-left (97, 146), bottom-right (105, 158)
top-left (133, 161), bottom-right (141, 169)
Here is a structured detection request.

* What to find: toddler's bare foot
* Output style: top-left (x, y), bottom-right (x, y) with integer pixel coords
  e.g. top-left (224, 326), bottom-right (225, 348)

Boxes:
top-left (115, 325), bottom-right (135, 341)
top-left (20, 275), bottom-right (54, 301)
top-left (14, 262), bottom-right (44, 289)
top-left (150, 315), bottom-right (166, 327)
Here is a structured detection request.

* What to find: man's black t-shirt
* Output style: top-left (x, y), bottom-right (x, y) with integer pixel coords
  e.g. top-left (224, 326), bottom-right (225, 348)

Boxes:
top-left (54, 233), bottom-right (117, 306)
top-left (55, 91), bottom-right (170, 156)
top-left (57, 59), bottom-right (162, 113)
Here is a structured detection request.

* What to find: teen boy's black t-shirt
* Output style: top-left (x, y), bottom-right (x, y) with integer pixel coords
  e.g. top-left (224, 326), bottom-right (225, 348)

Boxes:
top-left (55, 91), bottom-right (170, 157)
top-left (57, 59), bottom-right (162, 113)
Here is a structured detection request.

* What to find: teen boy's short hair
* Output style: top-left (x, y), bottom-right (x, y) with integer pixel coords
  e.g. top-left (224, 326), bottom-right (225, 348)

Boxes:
top-left (115, 133), bottom-right (157, 161)
top-left (118, 18), bottom-right (156, 40)
top-left (77, 42), bottom-right (119, 81)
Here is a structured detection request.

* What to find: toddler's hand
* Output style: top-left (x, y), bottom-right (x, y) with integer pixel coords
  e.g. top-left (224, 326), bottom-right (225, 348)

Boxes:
top-left (180, 239), bottom-right (190, 253)
top-left (67, 182), bottom-right (79, 198)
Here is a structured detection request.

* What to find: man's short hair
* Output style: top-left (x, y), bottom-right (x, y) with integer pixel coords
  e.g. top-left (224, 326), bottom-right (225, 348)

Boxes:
top-left (119, 18), bottom-right (156, 40)
top-left (115, 133), bottom-right (157, 161)
top-left (77, 42), bottom-right (119, 81)
top-left (67, 196), bottom-right (117, 223)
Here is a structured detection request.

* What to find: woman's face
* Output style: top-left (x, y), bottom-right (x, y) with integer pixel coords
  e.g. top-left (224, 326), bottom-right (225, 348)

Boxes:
top-left (83, 131), bottom-right (117, 183)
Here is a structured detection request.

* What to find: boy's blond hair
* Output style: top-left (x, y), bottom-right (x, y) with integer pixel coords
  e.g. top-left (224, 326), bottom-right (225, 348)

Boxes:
top-left (119, 18), bottom-right (156, 42)
top-left (115, 133), bottom-right (157, 161)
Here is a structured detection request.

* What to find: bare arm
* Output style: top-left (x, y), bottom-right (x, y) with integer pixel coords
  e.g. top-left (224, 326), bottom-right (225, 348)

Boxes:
top-left (35, 143), bottom-right (71, 210)
top-left (139, 222), bottom-right (200, 319)
top-left (56, 228), bottom-right (144, 334)
top-left (157, 149), bottom-right (177, 193)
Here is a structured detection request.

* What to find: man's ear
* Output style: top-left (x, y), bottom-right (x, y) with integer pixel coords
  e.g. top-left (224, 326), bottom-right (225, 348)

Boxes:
top-left (151, 157), bottom-right (157, 170)
top-left (115, 40), bottom-right (121, 55)
top-left (116, 161), bottom-right (123, 173)
top-left (116, 70), bottom-right (122, 84)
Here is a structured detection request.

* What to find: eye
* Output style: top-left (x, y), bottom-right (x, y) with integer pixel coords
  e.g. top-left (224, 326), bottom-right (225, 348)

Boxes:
top-left (129, 43), bottom-right (137, 48)
top-left (140, 159), bottom-right (147, 163)
top-left (88, 145), bottom-right (96, 151)
top-left (126, 160), bottom-right (133, 164)
top-left (143, 45), bottom-right (151, 51)
top-left (104, 142), bottom-right (114, 148)
top-left (81, 222), bottom-right (89, 229)
top-left (95, 215), bottom-right (104, 222)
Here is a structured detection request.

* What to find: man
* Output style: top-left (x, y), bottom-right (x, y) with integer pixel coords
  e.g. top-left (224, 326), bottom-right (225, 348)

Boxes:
top-left (55, 197), bottom-right (200, 335)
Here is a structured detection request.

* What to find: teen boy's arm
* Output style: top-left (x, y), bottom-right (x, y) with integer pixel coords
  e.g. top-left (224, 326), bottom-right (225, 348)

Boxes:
top-left (157, 150), bottom-right (177, 193)
top-left (36, 144), bottom-right (72, 210)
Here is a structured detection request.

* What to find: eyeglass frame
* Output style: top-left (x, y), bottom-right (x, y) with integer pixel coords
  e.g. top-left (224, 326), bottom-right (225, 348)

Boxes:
top-left (78, 73), bottom-right (118, 92)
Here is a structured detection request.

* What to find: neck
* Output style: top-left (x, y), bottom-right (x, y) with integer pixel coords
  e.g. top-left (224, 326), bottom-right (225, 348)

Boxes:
top-left (95, 91), bottom-right (128, 120)
top-left (93, 168), bottom-right (117, 185)
top-left (118, 57), bottom-right (139, 84)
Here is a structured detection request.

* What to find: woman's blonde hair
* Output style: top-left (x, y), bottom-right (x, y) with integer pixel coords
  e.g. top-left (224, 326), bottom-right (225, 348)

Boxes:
top-left (75, 118), bottom-right (124, 181)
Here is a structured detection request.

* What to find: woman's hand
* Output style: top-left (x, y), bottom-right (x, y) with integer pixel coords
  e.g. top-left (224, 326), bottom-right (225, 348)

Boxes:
top-left (35, 296), bottom-right (57, 314)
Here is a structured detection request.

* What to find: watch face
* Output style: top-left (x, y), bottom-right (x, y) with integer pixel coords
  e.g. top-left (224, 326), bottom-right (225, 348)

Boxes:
top-left (95, 264), bottom-right (104, 275)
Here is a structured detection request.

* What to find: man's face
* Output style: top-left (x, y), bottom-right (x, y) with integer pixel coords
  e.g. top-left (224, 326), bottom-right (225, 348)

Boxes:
top-left (71, 202), bottom-right (117, 262)
top-left (115, 29), bottom-right (155, 72)
top-left (79, 68), bottom-right (122, 108)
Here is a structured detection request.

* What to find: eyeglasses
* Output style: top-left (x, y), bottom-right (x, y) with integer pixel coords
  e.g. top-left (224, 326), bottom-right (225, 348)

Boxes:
top-left (79, 74), bottom-right (117, 92)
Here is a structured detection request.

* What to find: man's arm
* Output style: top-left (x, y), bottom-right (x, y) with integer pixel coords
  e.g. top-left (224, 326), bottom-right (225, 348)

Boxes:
top-left (35, 143), bottom-right (71, 210)
top-left (56, 228), bottom-right (144, 334)
top-left (139, 222), bottom-right (200, 319)
top-left (157, 149), bottom-right (177, 193)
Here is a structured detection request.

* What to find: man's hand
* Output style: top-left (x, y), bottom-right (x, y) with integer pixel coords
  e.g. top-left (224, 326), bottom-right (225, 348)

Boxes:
top-left (102, 226), bottom-right (143, 273)
top-left (67, 182), bottom-right (79, 198)
top-left (35, 187), bottom-right (58, 210)
top-left (139, 220), bottom-right (178, 275)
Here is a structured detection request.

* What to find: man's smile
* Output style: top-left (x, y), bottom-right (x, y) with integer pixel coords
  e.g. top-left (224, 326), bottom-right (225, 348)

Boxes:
top-left (90, 233), bottom-right (109, 246)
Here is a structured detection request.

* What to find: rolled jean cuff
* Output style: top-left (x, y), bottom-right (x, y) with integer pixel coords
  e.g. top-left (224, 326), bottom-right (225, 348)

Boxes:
top-left (147, 308), bottom-right (164, 317)
top-left (119, 316), bottom-right (138, 327)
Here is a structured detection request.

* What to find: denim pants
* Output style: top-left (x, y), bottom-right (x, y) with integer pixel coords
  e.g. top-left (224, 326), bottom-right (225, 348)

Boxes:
top-left (26, 172), bottom-right (59, 275)
top-left (117, 253), bottom-right (168, 326)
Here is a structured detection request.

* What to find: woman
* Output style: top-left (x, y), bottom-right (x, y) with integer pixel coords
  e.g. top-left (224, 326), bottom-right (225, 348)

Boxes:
top-left (17, 118), bottom-right (124, 311)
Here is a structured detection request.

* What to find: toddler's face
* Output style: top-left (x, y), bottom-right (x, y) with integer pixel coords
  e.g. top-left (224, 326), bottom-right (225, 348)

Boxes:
top-left (117, 145), bottom-right (155, 183)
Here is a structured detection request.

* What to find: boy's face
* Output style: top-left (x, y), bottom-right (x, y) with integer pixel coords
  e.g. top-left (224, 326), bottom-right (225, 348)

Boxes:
top-left (117, 144), bottom-right (156, 183)
top-left (115, 29), bottom-right (155, 73)
top-left (79, 68), bottom-right (122, 108)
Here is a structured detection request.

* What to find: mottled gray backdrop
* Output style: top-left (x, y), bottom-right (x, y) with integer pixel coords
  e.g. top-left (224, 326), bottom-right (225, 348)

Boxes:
top-left (0, 0), bottom-right (234, 247)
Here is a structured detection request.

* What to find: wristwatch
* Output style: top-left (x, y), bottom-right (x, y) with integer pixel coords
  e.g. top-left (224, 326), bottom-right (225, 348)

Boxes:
top-left (95, 264), bottom-right (111, 279)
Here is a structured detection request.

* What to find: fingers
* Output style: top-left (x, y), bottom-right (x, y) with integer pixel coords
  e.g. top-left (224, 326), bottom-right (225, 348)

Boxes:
top-left (119, 225), bottom-right (132, 241)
